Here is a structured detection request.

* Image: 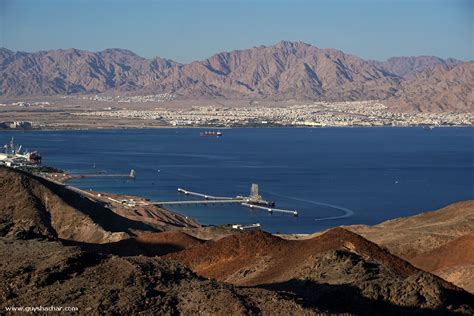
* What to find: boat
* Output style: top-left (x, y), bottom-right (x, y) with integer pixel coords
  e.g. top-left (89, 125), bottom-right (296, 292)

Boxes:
top-left (200, 131), bottom-right (222, 137)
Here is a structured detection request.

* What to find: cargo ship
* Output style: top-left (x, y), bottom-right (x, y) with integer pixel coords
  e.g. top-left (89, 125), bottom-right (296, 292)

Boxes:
top-left (200, 131), bottom-right (222, 137)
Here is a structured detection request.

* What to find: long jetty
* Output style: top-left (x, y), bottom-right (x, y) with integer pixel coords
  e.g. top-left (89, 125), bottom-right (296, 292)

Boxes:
top-left (151, 187), bottom-right (299, 217)
top-left (73, 169), bottom-right (136, 179)
top-left (152, 199), bottom-right (244, 205)
top-left (177, 188), bottom-right (236, 200)
top-left (241, 203), bottom-right (298, 216)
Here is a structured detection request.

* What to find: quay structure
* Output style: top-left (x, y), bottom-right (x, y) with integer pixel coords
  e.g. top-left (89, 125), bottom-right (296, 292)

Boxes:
top-left (152, 184), bottom-right (299, 217)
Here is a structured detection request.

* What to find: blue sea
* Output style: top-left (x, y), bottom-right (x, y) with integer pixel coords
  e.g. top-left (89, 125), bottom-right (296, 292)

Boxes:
top-left (2, 128), bottom-right (473, 233)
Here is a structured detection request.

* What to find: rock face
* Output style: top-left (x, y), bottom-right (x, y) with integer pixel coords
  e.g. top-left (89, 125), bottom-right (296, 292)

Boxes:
top-left (1, 42), bottom-right (471, 112)
top-left (411, 233), bottom-right (474, 272)
top-left (0, 167), bottom-right (192, 243)
top-left (0, 48), bottom-right (178, 96)
top-left (369, 56), bottom-right (461, 78)
top-left (167, 228), bottom-right (474, 314)
top-left (160, 41), bottom-right (401, 101)
top-left (347, 201), bottom-right (474, 293)
top-left (346, 201), bottom-right (474, 259)
top-left (0, 238), bottom-right (312, 315)
top-left (385, 61), bottom-right (474, 112)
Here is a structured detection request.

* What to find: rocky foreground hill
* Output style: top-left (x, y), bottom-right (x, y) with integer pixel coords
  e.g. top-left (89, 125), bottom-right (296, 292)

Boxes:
top-left (346, 201), bottom-right (474, 294)
top-left (0, 166), bottom-right (473, 314)
top-left (1, 41), bottom-right (472, 112)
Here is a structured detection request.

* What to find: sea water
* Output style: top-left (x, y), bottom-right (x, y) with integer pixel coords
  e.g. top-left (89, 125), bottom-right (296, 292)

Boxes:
top-left (2, 127), bottom-right (473, 234)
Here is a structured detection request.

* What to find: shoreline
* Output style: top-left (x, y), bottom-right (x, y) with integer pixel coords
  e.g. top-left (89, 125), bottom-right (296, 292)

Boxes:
top-left (1, 124), bottom-right (473, 132)
top-left (34, 169), bottom-right (202, 229)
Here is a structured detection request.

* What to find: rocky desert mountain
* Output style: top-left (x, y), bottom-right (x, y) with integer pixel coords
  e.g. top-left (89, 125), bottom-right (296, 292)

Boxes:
top-left (0, 48), bottom-right (178, 96)
top-left (167, 228), bottom-right (473, 314)
top-left (1, 238), bottom-right (316, 315)
top-left (1, 41), bottom-right (471, 112)
top-left (346, 201), bottom-right (474, 258)
top-left (410, 233), bottom-right (474, 271)
top-left (386, 62), bottom-right (474, 112)
top-left (1, 167), bottom-right (473, 314)
top-left (347, 201), bottom-right (474, 293)
top-left (369, 56), bottom-right (461, 78)
top-left (0, 167), bottom-right (196, 243)
top-left (410, 233), bottom-right (474, 293)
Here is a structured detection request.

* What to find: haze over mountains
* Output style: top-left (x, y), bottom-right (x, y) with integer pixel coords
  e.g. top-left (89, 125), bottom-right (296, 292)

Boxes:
top-left (0, 41), bottom-right (472, 112)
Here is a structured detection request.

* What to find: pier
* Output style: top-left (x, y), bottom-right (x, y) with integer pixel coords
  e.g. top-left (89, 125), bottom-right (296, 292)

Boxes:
top-left (73, 169), bottom-right (136, 179)
top-left (177, 188), bottom-right (236, 200)
top-left (151, 185), bottom-right (299, 217)
top-left (241, 203), bottom-right (298, 216)
top-left (152, 199), bottom-right (245, 205)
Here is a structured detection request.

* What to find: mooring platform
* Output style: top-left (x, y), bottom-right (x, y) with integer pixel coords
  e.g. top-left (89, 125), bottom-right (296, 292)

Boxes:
top-left (151, 185), bottom-right (299, 217)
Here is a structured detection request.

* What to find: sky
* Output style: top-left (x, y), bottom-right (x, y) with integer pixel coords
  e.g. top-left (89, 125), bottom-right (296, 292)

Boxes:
top-left (0, 0), bottom-right (472, 62)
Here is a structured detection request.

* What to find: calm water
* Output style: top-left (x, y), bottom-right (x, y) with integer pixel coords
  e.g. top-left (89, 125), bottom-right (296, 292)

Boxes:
top-left (2, 128), bottom-right (473, 233)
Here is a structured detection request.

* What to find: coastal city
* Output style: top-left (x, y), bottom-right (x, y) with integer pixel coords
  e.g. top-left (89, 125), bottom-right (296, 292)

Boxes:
top-left (73, 100), bottom-right (473, 127)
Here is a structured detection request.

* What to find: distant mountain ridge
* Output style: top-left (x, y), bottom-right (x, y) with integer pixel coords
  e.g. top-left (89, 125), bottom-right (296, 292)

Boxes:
top-left (0, 41), bottom-right (472, 112)
top-left (369, 56), bottom-right (461, 78)
top-left (386, 61), bottom-right (473, 112)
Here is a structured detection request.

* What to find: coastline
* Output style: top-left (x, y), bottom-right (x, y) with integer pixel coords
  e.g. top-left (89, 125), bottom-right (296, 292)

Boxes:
top-left (1, 98), bottom-right (472, 131)
top-left (1, 124), bottom-right (473, 132)
top-left (35, 169), bottom-right (202, 229)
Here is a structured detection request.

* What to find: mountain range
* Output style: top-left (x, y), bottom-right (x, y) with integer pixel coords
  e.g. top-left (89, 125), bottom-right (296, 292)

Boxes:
top-left (1, 41), bottom-right (472, 112)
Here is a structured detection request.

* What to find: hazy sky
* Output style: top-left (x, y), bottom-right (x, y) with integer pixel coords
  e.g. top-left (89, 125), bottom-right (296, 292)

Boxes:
top-left (0, 0), bottom-right (472, 62)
